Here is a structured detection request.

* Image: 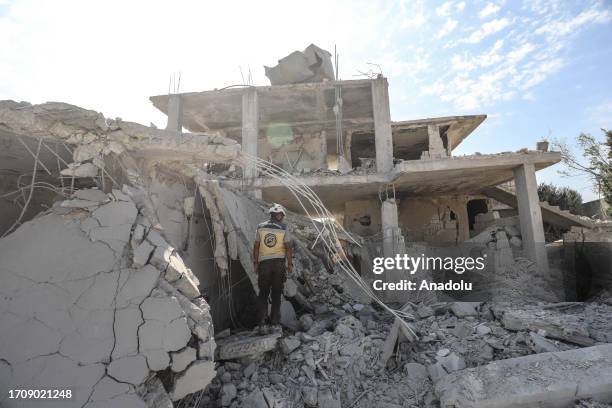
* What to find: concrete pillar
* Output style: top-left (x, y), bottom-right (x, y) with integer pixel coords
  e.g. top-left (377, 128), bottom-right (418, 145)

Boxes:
top-left (427, 124), bottom-right (447, 158)
top-left (165, 94), bottom-right (183, 132)
top-left (319, 130), bottom-right (328, 170)
top-left (343, 130), bottom-right (353, 167)
top-left (381, 198), bottom-right (405, 302)
top-left (513, 163), bottom-right (548, 269)
top-left (241, 88), bottom-right (258, 179)
top-left (371, 77), bottom-right (394, 173)
top-left (381, 199), bottom-right (399, 253)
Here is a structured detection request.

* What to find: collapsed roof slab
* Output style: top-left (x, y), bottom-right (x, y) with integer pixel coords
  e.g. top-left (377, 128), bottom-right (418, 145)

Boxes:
top-left (222, 151), bottom-right (561, 213)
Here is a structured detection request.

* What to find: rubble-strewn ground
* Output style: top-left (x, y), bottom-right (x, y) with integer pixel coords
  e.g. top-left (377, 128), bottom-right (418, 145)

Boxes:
top-left (182, 297), bottom-right (612, 408)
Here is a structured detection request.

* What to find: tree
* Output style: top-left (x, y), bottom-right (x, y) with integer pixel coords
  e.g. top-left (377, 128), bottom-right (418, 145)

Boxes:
top-left (537, 182), bottom-right (583, 214)
top-left (537, 183), bottom-right (583, 242)
top-left (553, 129), bottom-right (612, 217)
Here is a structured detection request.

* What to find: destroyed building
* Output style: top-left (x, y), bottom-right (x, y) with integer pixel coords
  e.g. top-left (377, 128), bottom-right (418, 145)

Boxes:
top-left (0, 45), bottom-right (611, 408)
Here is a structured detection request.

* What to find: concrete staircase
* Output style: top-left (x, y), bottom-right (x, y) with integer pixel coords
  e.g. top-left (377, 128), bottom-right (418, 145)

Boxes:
top-left (481, 186), bottom-right (595, 230)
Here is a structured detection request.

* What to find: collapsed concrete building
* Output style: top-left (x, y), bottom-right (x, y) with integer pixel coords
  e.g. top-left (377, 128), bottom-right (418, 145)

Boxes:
top-left (1, 46), bottom-right (611, 407)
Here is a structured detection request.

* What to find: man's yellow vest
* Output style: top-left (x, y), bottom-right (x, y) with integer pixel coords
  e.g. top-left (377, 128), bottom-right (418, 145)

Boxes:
top-left (257, 223), bottom-right (287, 261)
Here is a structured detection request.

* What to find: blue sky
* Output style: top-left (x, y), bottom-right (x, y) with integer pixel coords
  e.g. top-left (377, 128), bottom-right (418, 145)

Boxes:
top-left (0, 0), bottom-right (610, 200)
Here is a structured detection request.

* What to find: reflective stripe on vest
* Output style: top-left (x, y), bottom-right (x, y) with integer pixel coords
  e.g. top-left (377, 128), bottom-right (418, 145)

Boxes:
top-left (258, 227), bottom-right (286, 259)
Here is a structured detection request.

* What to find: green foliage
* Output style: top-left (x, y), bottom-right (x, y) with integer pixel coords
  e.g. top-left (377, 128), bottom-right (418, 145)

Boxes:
top-left (603, 129), bottom-right (612, 217)
top-left (537, 182), bottom-right (583, 214)
top-left (537, 182), bottom-right (583, 242)
top-left (554, 128), bottom-right (611, 217)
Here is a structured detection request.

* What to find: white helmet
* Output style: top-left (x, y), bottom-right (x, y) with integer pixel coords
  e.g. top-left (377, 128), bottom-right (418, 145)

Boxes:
top-left (268, 203), bottom-right (286, 215)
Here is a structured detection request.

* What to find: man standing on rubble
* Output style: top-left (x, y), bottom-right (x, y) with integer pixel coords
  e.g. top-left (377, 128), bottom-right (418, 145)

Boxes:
top-left (253, 203), bottom-right (293, 332)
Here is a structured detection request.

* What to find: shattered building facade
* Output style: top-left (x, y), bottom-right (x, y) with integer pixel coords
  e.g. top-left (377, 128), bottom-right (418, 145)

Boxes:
top-left (1, 45), bottom-right (611, 407)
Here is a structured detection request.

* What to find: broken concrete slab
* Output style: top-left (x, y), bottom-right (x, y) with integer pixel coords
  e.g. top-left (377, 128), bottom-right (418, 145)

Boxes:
top-left (170, 360), bottom-right (216, 401)
top-left (435, 344), bottom-right (612, 408)
top-left (450, 302), bottom-right (480, 318)
top-left (280, 336), bottom-right (301, 355)
top-left (171, 347), bottom-right (197, 373)
top-left (92, 201), bottom-right (137, 227)
top-left (133, 240), bottom-right (154, 267)
top-left (527, 331), bottom-right (560, 353)
top-left (89, 224), bottom-right (132, 252)
top-left (217, 333), bottom-right (282, 360)
top-left (74, 188), bottom-right (108, 203)
top-left (501, 308), bottom-right (595, 346)
top-left (149, 245), bottom-right (173, 271)
top-left (170, 271), bottom-right (200, 299)
top-left (108, 355), bottom-right (149, 385)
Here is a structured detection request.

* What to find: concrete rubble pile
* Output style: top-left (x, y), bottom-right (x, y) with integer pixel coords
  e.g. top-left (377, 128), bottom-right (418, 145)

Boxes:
top-left (0, 100), bottom-right (241, 407)
top-left (194, 298), bottom-right (612, 408)
top-left (0, 187), bottom-right (217, 406)
top-left (464, 225), bottom-right (563, 302)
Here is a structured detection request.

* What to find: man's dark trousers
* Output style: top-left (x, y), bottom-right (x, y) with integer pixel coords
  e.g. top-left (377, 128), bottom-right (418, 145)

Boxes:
top-left (256, 258), bottom-right (286, 325)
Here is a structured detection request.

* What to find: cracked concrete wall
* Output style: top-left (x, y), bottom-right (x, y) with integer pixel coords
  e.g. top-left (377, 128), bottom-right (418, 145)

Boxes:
top-left (343, 199), bottom-right (383, 237)
top-left (258, 131), bottom-right (328, 173)
top-left (0, 187), bottom-right (216, 407)
top-left (398, 196), bottom-right (470, 243)
top-left (342, 196), bottom-right (471, 244)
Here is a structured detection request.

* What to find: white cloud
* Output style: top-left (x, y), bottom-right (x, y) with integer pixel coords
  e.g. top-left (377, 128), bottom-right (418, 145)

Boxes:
top-left (479, 2), bottom-right (501, 19)
top-left (463, 18), bottom-right (511, 43)
top-left (437, 18), bottom-right (458, 38)
top-left (401, 12), bottom-right (427, 29)
top-left (436, 1), bottom-right (453, 17)
top-left (456, 1), bottom-right (466, 12)
top-left (535, 6), bottom-right (612, 38)
top-left (506, 42), bottom-right (535, 65)
top-left (518, 58), bottom-right (565, 90)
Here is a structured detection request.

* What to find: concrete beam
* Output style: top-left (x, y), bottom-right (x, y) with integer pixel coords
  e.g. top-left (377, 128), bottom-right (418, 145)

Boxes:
top-left (371, 77), bottom-right (394, 173)
top-left (165, 95), bottom-right (184, 132)
top-left (435, 344), bottom-right (612, 408)
top-left (513, 163), bottom-right (547, 269)
top-left (241, 88), bottom-right (258, 179)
